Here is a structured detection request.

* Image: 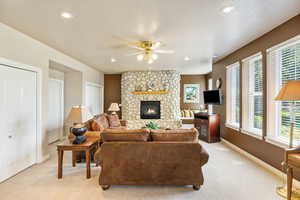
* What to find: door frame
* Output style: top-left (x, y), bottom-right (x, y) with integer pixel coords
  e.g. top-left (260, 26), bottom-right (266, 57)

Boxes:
top-left (0, 57), bottom-right (43, 163)
top-left (86, 82), bottom-right (104, 114)
top-left (48, 78), bottom-right (64, 142)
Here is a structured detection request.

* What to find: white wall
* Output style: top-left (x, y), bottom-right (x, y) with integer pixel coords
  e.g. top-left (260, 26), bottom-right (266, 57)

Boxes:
top-left (0, 23), bottom-right (104, 161)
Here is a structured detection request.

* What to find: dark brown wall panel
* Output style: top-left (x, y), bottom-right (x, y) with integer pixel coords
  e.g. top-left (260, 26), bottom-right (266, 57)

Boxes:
top-left (212, 14), bottom-right (300, 179)
top-left (104, 74), bottom-right (122, 117)
top-left (180, 75), bottom-right (207, 110)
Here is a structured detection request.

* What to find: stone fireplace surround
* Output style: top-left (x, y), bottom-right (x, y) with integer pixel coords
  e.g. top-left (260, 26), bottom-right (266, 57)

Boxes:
top-left (121, 70), bottom-right (181, 129)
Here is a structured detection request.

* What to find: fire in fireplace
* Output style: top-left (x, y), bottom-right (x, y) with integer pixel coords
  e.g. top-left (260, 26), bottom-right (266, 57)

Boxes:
top-left (140, 101), bottom-right (160, 119)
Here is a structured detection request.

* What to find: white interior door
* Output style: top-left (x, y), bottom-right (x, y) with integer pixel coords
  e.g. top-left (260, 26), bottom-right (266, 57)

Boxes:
top-left (86, 83), bottom-right (103, 115)
top-left (47, 79), bottom-right (64, 144)
top-left (0, 64), bottom-right (37, 183)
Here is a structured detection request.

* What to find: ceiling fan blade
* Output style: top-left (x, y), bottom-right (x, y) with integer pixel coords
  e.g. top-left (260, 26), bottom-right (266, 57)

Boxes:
top-left (127, 45), bottom-right (144, 51)
top-left (111, 44), bottom-right (131, 49)
top-left (124, 52), bottom-right (143, 56)
top-left (111, 35), bottom-right (137, 44)
top-left (154, 49), bottom-right (174, 54)
top-left (150, 41), bottom-right (162, 49)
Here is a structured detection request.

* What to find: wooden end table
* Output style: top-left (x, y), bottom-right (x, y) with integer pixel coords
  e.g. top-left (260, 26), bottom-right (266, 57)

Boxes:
top-left (57, 137), bottom-right (99, 179)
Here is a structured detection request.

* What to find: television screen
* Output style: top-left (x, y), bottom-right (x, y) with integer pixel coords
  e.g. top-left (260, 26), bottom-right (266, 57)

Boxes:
top-left (203, 90), bottom-right (222, 105)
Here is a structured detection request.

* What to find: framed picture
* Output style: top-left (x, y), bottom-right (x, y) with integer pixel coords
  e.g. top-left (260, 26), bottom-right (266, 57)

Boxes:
top-left (184, 84), bottom-right (200, 103)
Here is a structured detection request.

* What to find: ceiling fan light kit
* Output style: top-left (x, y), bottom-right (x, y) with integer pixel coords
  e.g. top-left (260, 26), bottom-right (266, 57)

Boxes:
top-left (120, 40), bottom-right (174, 64)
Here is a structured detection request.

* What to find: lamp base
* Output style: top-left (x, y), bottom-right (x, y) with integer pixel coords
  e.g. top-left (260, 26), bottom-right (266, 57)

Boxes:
top-left (276, 186), bottom-right (300, 200)
top-left (73, 135), bottom-right (87, 144)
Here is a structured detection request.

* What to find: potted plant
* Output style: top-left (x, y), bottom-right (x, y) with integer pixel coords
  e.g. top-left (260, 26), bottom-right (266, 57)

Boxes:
top-left (145, 121), bottom-right (160, 130)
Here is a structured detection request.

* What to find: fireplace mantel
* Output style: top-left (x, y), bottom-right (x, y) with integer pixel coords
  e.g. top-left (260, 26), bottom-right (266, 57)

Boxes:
top-left (132, 90), bottom-right (168, 95)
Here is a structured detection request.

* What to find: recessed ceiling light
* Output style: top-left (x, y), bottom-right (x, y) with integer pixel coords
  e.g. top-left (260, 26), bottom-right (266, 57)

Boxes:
top-left (222, 6), bottom-right (235, 13)
top-left (61, 12), bottom-right (73, 19)
top-left (184, 56), bottom-right (190, 61)
top-left (111, 58), bottom-right (116, 63)
top-left (213, 55), bottom-right (218, 58)
top-left (221, 0), bottom-right (235, 14)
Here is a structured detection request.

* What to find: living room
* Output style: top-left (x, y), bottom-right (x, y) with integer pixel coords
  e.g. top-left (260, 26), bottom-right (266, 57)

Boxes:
top-left (1, 1), bottom-right (300, 200)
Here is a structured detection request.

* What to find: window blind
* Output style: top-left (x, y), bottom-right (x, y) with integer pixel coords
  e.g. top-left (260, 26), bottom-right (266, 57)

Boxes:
top-left (227, 64), bottom-right (240, 125)
top-left (280, 42), bottom-right (300, 139)
top-left (253, 59), bottom-right (263, 129)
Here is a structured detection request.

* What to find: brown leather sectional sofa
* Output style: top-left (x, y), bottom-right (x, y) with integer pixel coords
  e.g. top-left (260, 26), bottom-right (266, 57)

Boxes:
top-left (69, 113), bottom-right (127, 161)
top-left (94, 128), bottom-right (209, 191)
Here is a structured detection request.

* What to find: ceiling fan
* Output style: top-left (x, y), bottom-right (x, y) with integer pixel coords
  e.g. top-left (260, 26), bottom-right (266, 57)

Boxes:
top-left (124, 40), bottom-right (174, 64)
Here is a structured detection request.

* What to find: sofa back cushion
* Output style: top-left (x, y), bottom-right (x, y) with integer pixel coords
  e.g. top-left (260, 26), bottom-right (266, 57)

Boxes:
top-left (150, 128), bottom-right (198, 142)
top-left (107, 114), bottom-right (121, 128)
top-left (102, 128), bottom-right (150, 142)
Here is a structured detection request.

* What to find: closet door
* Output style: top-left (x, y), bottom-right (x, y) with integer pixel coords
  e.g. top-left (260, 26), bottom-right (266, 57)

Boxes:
top-left (0, 64), bottom-right (37, 182)
top-left (47, 79), bottom-right (64, 144)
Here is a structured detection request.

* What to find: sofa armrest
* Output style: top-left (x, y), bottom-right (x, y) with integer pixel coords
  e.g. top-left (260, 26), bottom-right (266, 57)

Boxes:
top-left (120, 120), bottom-right (128, 127)
top-left (200, 147), bottom-right (209, 166)
top-left (85, 131), bottom-right (101, 138)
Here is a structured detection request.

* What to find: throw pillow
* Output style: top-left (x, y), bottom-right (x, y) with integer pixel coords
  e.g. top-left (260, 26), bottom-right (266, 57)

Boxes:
top-left (184, 110), bottom-right (191, 118)
top-left (92, 114), bottom-right (109, 129)
top-left (107, 114), bottom-right (121, 128)
top-left (90, 120), bottom-right (103, 131)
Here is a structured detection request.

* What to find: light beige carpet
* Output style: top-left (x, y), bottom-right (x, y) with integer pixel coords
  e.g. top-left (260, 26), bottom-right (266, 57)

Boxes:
top-left (0, 141), bottom-right (285, 200)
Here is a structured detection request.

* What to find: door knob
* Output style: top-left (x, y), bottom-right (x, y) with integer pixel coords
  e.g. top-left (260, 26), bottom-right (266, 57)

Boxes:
top-left (8, 135), bottom-right (12, 139)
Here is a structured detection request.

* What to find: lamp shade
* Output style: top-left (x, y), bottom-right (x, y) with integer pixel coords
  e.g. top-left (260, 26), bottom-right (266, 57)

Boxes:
top-left (66, 106), bottom-right (93, 124)
top-left (108, 103), bottom-right (120, 112)
top-left (275, 80), bottom-right (300, 101)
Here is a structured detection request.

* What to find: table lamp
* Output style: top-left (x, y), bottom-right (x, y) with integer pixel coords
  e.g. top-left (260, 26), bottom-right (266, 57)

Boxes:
top-left (108, 103), bottom-right (120, 115)
top-left (275, 80), bottom-right (300, 148)
top-left (275, 80), bottom-right (300, 199)
top-left (67, 105), bottom-right (93, 144)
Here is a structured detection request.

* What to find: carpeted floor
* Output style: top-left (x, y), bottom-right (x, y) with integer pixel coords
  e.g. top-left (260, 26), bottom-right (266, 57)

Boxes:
top-left (0, 141), bottom-right (285, 200)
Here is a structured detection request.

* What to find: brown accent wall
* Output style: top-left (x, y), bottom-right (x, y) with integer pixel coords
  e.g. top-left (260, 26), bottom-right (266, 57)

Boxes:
top-left (180, 75), bottom-right (207, 110)
top-left (104, 74), bottom-right (122, 118)
top-left (212, 14), bottom-right (300, 179)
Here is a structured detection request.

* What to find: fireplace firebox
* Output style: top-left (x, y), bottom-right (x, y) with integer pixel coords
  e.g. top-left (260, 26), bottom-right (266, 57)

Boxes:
top-left (140, 101), bottom-right (161, 119)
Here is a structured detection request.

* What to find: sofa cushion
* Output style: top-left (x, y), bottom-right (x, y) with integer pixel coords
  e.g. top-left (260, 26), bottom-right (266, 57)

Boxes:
top-left (150, 128), bottom-right (198, 142)
top-left (101, 128), bottom-right (150, 142)
top-left (107, 114), bottom-right (121, 128)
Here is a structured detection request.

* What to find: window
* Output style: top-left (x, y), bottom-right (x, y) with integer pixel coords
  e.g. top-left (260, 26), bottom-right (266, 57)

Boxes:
top-left (226, 62), bottom-right (240, 128)
top-left (242, 53), bottom-right (263, 135)
top-left (267, 36), bottom-right (300, 146)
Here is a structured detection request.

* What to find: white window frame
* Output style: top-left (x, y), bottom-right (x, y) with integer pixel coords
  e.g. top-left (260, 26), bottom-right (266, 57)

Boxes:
top-left (266, 35), bottom-right (300, 147)
top-left (241, 52), bottom-right (263, 137)
top-left (226, 62), bottom-right (240, 129)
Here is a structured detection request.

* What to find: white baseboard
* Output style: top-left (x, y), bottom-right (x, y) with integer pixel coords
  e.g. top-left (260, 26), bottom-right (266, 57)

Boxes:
top-left (37, 154), bottom-right (50, 164)
top-left (221, 138), bottom-right (300, 187)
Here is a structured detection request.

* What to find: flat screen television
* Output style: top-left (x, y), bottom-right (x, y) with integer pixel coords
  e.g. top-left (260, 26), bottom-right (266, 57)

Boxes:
top-left (203, 90), bottom-right (222, 105)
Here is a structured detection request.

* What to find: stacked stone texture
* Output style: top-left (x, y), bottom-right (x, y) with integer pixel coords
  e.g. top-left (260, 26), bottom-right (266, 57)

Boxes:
top-left (121, 70), bottom-right (181, 129)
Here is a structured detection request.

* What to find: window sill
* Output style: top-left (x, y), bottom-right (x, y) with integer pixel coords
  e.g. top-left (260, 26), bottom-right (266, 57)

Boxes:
top-left (225, 123), bottom-right (240, 131)
top-left (265, 136), bottom-right (290, 149)
top-left (241, 128), bottom-right (262, 140)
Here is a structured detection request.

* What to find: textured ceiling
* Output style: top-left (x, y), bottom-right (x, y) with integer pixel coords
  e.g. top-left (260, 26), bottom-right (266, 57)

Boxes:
top-left (0, 0), bottom-right (300, 74)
